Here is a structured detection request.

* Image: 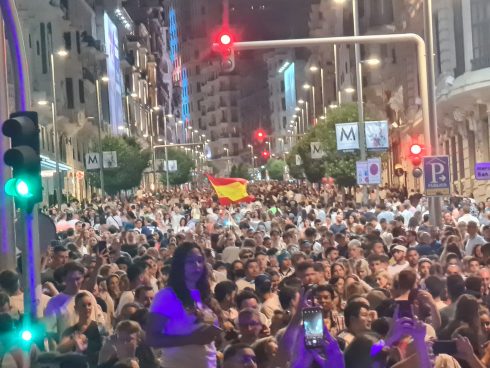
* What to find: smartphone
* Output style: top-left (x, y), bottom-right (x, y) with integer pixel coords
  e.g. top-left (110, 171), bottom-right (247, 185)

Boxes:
top-left (96, 240), bottom-right (107, 253)
top-left (395, 300), bottom-right (413, 319)
top-left (302, 307), bottom-right (324, 349)
top-left (433, 340), bottom-right (457, 355)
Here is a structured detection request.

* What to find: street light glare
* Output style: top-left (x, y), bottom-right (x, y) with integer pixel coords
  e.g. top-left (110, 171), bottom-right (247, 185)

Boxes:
top-left (295, 107), bottom-right (301, 111)
top-left (56, 50), bottom-right (68, 57)
top-left (153, 106), bottom-right (161, 111)
top-left (37, 100), bottom-right (49, 106)
top-left (365, 58), bottom-right (381, 66)
top-left (309, 66), bottom-right (319, 72)
top-left (298, 99), bottom-right (305, 104)
top-left (101, 76), bottom-right (109, 82)
top-left (345, 87), bottom-right (355, 94)
top-left (303, 83), bottom-right (311, 90)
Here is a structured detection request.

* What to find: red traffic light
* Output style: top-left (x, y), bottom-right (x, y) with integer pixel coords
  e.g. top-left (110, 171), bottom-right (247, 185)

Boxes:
top-left (409, 143), bottom-right (423, 166)
top-left (255, 129), bottom-right (267, 143)
top-left (261, 150), bottom-right (270, 159)
top-left (410, 144), bottom-right (422, 155)
top-left (219, 33), bottom-right (232, 46)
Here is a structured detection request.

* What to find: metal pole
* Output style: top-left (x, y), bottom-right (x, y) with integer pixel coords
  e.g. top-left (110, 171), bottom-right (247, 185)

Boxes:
top-left (233, 33), bottom-right (431, 184)
top-left (334, 44), bottom-right (341, 104)
top-left (163, 114), bottom-right (170, 188)
top-left (50, 53), bottom-right (63, 209)
top-left (96, 79), bottom-right (105, 197)
top-left (311, 86), bottom-right (316, 125)
top-left (352, 0), bottom-right (368, 205)
top-left (424, 0), bottom-right (442, 227)
top-left (0, 13), bottom-right (16, 271)
top-left (305, 101), bottom-right (310, 128)
top-left (320, 68), bottom-right (326, 116)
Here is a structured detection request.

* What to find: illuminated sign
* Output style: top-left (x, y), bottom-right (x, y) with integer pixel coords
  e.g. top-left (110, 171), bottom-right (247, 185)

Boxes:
top-left (104, 12), bottom-right (125, 134)
top-left (284, 63), bottom-right (297, 120)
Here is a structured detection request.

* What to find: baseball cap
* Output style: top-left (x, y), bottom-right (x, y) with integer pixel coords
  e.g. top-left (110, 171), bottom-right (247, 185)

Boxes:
top-left (392, 245), bottom-right (407, 253)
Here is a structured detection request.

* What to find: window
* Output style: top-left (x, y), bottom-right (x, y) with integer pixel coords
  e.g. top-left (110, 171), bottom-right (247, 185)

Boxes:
top-left (471, 0), bottom-right (490, 70)
top-left (63, 32), bottom-right (72, 51)
top-left (66, 78), bottom-right (74, 109)
top-left (451, 136), bottom-right (458, 181)
top-left (457, 134), bottom-right (465, 179)
top-left (79, 79), bottom-right (85, 104)
top-left (434, 13), bottom-right (442, 74)
top-left (283, 116), bottom-right (287, 129)
top-left (281, 98), bottom-right (286, 111)
top-left (40, 23), bottom-right (47, 74)
top-left (76, 31), bottom-right (81, 54)
top-left (453, 0), bottom-right (465, 75)
top-left (391, 48), bottom-right (397, 64)
top-left (280, 80), bottom-right (285, 92)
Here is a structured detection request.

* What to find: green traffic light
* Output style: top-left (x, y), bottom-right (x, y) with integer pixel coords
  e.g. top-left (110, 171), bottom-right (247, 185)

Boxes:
top-left (21, 330), bottom-right (32, 342)
top-left (4, 178), bottom-right (34, 198)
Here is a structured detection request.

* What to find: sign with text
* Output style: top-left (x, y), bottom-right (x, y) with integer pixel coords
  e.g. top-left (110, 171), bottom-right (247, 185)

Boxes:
top-left (365, 121), bottom-right (389, 151)
top-left (295, 154), bottom-right (303, 166)
top-left (85, 151), bottom-right (118, 170)
top-left (336, 123), bottom-right (359, 151)
top-left (310, 142), bottom-right (326, 159)
top-left (475, 162), bottom-right (490, 180)
top-left (156, 159), bottom-right (178, 172)
top-left (423, 156), bottom-right (451, 196)
top-left (356, 161), bottom-right (369, 185)
top-left (367, 158), bottom-right (382, 184)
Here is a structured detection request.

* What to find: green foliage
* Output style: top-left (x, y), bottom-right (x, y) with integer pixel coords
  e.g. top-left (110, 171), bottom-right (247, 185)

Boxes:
top-left (160, 148), bottom-right (196, 186)
top-left (87, 136), bottom-right (150, 195)
top-left (288, 104), bottom-right (360, 186)
top-left (286, 145), bottom-right (305, 179)
top-left (230, 163), bottom-right (250, 180)
top-left (266, 159), bottom-right (286, 181)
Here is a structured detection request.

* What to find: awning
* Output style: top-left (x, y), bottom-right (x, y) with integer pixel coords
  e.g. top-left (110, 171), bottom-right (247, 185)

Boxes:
top-left (40, 155), bottom-right (72, 172)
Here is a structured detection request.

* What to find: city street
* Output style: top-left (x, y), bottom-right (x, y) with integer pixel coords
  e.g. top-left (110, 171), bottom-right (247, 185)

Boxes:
top-left (1, 0), bottom-right (490, 367)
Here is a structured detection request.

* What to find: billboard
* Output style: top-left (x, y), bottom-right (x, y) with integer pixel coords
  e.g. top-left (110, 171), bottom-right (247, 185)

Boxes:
top-left (365, 121), bottom-right (389, 151)
top-left (284, 63), bottom-right (297, 119)
top-left (336, 123), bottom-right (360, 151)
top-left (104, 12), bottom-right (125, 134)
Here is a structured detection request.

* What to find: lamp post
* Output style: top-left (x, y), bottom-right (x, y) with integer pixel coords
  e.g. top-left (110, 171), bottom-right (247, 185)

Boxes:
top-left (309, 65), bottom-right (326, 117)
top-left (49, 49), bottom-right (68, 209)
top-left (95, 77), bottom-right (108, 198)
top-left (248, 144), bottom-right (255, 175)
top-left (224, 147), bottom-right (230, 174)
top-left (303, 83), bottom-right (316, 125)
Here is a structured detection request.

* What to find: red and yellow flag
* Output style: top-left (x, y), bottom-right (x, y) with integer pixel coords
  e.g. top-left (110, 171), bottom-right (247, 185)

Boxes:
top-left (206, 175), bottom-right (254, 205)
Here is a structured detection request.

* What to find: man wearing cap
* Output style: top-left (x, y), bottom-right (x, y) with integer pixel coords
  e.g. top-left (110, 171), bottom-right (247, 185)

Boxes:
top-left (277, 251), bottom-right (294, 279)
top-left (387, 245), bottom-right (409, 276)
top-left (418, 258), bottom-right (433, 280)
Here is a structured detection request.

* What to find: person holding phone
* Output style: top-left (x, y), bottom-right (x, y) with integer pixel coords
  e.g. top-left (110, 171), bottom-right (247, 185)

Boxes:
top-left (146, 242), bottom-right (221, 368)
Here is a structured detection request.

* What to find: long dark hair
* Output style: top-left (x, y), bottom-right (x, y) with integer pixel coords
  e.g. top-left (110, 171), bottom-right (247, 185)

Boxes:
top-left (168, 242), bottom-right (211, 308)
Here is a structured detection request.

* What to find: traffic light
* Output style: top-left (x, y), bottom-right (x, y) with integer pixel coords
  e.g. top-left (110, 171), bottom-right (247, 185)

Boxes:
top-left (213, 30), bottom-right (235, 73)
top-left (394, 164), bottom-right (405, 177)
top-left (409, 143), bottom-right (424, 178)
top-left (261, 150), bottom-right (270, 160)
top-left (2, 111), bottom-right (42, 213)
top-left (254, 129), bottom-right (267, 143)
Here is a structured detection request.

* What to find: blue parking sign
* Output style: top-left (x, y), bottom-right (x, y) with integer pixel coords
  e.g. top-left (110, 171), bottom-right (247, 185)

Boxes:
top-left (423, 156), bottom-right (451, 196)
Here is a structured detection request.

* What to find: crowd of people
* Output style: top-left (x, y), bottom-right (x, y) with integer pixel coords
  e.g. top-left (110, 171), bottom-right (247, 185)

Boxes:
top-left (1, 182), bottom-right (490, 368)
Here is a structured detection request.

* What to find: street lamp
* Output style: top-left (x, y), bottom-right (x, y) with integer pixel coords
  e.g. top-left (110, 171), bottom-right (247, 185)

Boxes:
top-left (309, 65), bottom-right (326, 117)
top-left (95, 76), bottom-right (109, 197)
top-left (224, 147), bottom-right (230, 174)
top-left (247, 144), bottom-right (255, 174)
top-left (49, 49), bottom-right (69, 209)
top-left (303, 83), bottom-right (316, 125)
top-left (363, 58), bottom-right (381, 66)
top-left (344, 87), bottom-right (356, 94)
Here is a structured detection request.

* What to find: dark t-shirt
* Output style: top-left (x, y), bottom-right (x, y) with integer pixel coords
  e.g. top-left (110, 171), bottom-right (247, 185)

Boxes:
top-left (62, 321), bottom-right (102, 367)
top-left (330, 223), bottom-right (347, 235)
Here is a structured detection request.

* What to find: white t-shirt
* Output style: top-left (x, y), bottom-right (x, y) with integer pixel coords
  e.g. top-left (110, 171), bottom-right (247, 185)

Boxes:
top-left (115, 290), bottom-right (135, 316)
top-left (45, 291), bottom-right (104, 337)
top-left (9, 292), bottom-right (50, 319)
top-left (150, 287), bottom-right (217, 368)
top-left (387, 261), bottom-right (410, 277)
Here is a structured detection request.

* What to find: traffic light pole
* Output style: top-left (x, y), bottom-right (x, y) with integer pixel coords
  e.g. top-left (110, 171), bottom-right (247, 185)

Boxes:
top-left (424, 0), bottom-right (442, 228)
top-left (96, 80), bottom-right (105, 198)
top-left (233, 33), bottom-right (432, 205)
top-left (0, 15), bottom-right (16, 271)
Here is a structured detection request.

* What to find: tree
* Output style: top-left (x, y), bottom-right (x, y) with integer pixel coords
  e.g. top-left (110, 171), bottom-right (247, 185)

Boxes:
top-left (87, 136), bottom-right (150, 195)
top-left (266, 159), bottom-right (286, 181)
top-left (286, 145), bottom-right (305, 180)
top-left (230, 163), bottom-right (250, 179)
top-left (288, 104), bottom-right (360, 186)
top-left (160, 147), bottom-right (195, 186)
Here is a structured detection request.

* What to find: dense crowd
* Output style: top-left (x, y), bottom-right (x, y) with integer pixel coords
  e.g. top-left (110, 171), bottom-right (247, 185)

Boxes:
top-left (2, 182), bottom-right (490, 368)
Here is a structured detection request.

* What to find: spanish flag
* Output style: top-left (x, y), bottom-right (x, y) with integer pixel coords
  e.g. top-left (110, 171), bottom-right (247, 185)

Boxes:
top-left (206, 175), bottom-right (254, 205)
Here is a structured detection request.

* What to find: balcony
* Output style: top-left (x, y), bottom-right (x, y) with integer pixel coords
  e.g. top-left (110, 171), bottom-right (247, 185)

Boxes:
top-left (471, 55), bottom-right (490, 71)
